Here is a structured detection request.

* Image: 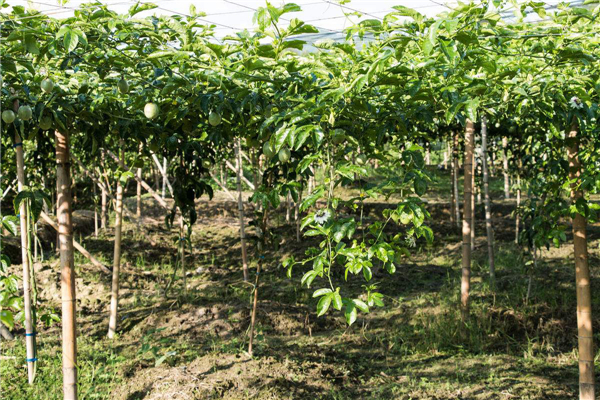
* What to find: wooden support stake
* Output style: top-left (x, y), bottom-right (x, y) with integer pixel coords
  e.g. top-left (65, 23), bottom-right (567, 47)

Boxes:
top-left (225, 160), bottom-right (255, 190)
top-left (235, 139), bottom-right (249, 282)
top-left (105, 149), bottom-right (169, 211)
top-left (55, 129), bottom-right (78, 400)
top-left (108, 143), bottom-right (125, 339)
top-left (567, 121), bottom-right (595, 400)
top-left (481, 117), bottom-right (495, 283)
top-left (39, 211), bottom-right (110, 274)
top-left (461, 120), bottom-right (475, 325)
top-left (14, 98), bottom-right (36, 384)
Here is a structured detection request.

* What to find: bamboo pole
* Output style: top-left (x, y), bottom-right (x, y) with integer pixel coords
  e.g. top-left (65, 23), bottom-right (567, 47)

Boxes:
top-left (296, 180), bottom-right (303, 242)
top-left (71, 155), bottom-right (137, 221)
top-left (14, 100), bottom-right (36, 384)
top-left (248, 258), bottom-right (262, 355)
top-left (93, 183), bottom-right (98, 237)
top-left (162, 157), bottom-right (167, 199)
top-left (100, 151), bottom-right (108, 229)
top-left (108, 143), bottom-right (125, 339)
top-left (471, 132), bottom-right (477, 252)
top-left (453, 132), bottom-right (461, 227)
top-left (179, 216), bottom-right (187, 292)
top-left (515, 158), bottom-right (522, 244)
top-left (566, 122), bottom-right (595, 400)
top-left (39, 211), bottom-right (110, 274)
top-left (235, 139), bottom-right (249, 282)
top-left (151, 154), bottom-right (174, 198)
top-left (105, 149), bottom-right (169, 210)
top-left (226, 160), bottom-right (255, 190)
top-left (55, 129), bottom-right (77, 400)
top-left (136, 157), bottom-right (142, 224)
top-left (502, 136), bottom-right (510, 199)
top-left (208, 171), bottom-right (236, 201)
top-left (481, 117), bottom-right (495, 283)
top-left (461, 120), bottom-right (475, 324)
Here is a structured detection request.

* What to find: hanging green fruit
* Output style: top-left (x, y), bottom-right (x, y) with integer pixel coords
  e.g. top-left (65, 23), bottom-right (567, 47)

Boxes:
top-left (144, 103), bottom-right (159, 119)
top-left (2, 110), bottom-right (15, 124)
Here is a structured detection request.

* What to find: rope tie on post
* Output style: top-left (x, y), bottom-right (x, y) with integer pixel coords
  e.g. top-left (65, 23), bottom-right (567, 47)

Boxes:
top-left (13, 142), bottom-right (23, 148)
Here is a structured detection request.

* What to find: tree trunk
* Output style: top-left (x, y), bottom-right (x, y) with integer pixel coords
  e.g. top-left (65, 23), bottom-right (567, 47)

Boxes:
top-left (108, 144), bottom-right (125, 339)
top-left (56, 129), bottom-right (78, 400)
top-left (461, 120), bottom-right (475, 324)
top-left (502, 136), bottom-right (510, 199)
top-left (235, 139), bottom-right (249, 282)
top-left (481, 117), bottom-right (495, 283)
top-left (14, 115), bottom-right (36, 384)
top-left (567, 122), bottom-right (595, 400)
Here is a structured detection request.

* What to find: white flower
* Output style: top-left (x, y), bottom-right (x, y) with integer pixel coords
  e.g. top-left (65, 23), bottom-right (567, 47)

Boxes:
top-left (570, 96), bottom-right (584, 110)
top-left (405, 235), bottom-right (416, 248)
top-left (314, 209), bottom-right (331, 225)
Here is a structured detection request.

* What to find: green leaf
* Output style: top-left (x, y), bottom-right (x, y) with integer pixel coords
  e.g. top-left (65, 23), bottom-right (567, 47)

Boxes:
top-left (332, 291), bottom-right (343, 310)
top-left (353, 299), bottom-right (369, 313)
top-left (344, 302), bottom-right (357, 325)
top-left (316, 294), bottom-right (332, 317)
top-left (0, 310), bottom-right (14, 329)
top-left (313, 288), bottom-right (332, 298)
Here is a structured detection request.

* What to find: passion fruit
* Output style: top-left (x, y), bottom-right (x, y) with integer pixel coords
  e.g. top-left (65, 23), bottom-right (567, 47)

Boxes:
top-left (278, 146), bottom-right (291, 163)
top-left (118, 78), bottom-right (129, 94)
top-left (39, 115), bottom-right (53, 130)
top-left (331, 129), bottom-right (346, 145)
top-left (18, 105), bottom-right (33, 121)
top-left (41, 78), bottom-right (54, 93)
top-left (356, 154), bottom-right (367, 165)
top-left (208, 111), bottom-right (221, 126)
top-left (144, 103), bottom-right (159, 120)
top-left (2, 110), bottom-right (16, 124)
top-left (263, 141), bottom-right (275, 159)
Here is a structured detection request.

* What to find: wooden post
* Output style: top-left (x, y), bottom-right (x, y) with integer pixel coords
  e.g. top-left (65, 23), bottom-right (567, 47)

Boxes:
top-left (108, 143), bottom-right (125, 339)
top-left (162, 157), bottom-right (167, 199)
top-left (248, 258), bottom-right (262, 356)
top-left (100, 151), bottom-right (108, 229)
top-left (481, 117), bottom-right (495, 283)
top-left (235, 139), bottom-right (249, 282)
top-left (151, 154), bottom-right (174, 198)
top-left (452, 132), bottom-right (461, 227)
top-left (136, 147), bottom-right (142, 225)
top-left (444, 140), bottom-right (449, 170)
top-left (179, 216), bottom-right (187, 292)
top-left (286, 192), bottom-right (291, 223)
top-left (14, 99), bottom-right (36, 384)
top-left (105, 149), bottom-right (169, 210)
top-left (296, 179), bottom-right (303, 242)
top-left (502, 136), bottom-right (510, 199)
top-left (93, 183), bottom-right (98, 237)
top-left (515, 157), bottom-right (522, 244)
top-left (39, 211), bottom-right (110, 274)
top-left (461, 120), bottom-right (475, 324)
top-left (72, 155), bottom-right (136, 221)
top-left (55, 129), bottom-right (77, 400)
top-left (567, 121), bottom-right (595, 400)
top-left (471, 131), bottom-right (477, 252)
